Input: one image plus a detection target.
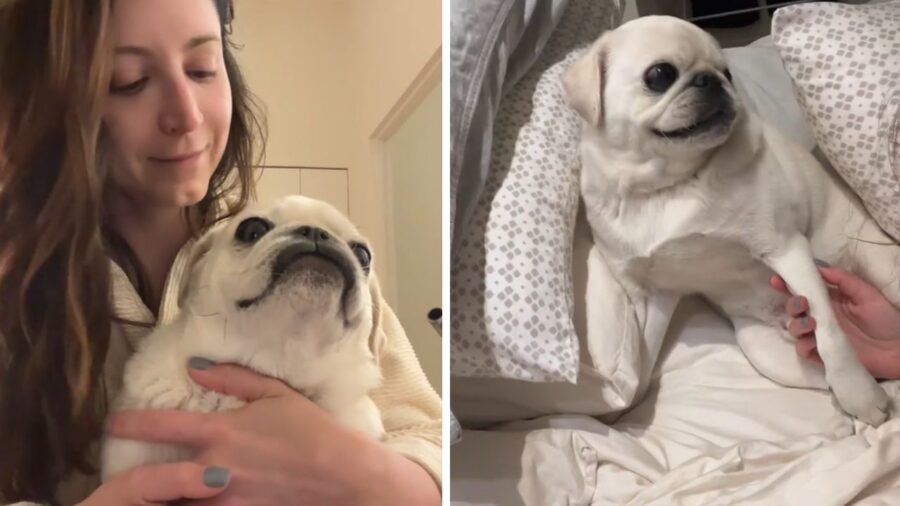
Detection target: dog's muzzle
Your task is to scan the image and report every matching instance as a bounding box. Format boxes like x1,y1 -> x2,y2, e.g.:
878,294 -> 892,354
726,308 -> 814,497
652,74 -> 736,139
236,226 -> 358,310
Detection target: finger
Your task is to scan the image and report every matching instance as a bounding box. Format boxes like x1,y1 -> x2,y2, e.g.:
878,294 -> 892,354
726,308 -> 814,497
770,275 -> 791,294
784,296 -> 809,318
107,409 -> 216,446
187,360 -> 293,403
787,315 -> 816,338
106,462 -> 230,503
817,266 -> 874,303
795,337 -> 824,366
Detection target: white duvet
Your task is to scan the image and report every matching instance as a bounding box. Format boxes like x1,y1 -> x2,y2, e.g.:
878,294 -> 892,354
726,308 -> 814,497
451,296 -> 900,505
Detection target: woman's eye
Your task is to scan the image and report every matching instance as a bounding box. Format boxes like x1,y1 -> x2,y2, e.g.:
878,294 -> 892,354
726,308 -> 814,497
110,77 -> 148,95
189,70 -> 217,81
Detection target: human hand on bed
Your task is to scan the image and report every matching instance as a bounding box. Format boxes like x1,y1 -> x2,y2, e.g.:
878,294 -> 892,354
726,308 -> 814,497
770,266 -> 900,380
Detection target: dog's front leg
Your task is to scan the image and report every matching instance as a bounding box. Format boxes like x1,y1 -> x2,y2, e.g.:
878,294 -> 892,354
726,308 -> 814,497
760,234 -> 889,426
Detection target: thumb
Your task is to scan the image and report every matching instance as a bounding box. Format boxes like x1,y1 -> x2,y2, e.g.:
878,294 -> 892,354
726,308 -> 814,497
187,358 -> 291,402
795,337 -> 824,366
770,274 -> 792,294
817,266 -> 875,304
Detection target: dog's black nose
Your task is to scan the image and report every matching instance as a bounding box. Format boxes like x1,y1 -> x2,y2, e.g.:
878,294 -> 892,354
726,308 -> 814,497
296,226 -> 330,242
691,72 -> 720,89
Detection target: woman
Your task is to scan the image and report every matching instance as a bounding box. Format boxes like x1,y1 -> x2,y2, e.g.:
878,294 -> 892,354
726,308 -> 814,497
0,1 -> 441,504
772,265 -> 900,380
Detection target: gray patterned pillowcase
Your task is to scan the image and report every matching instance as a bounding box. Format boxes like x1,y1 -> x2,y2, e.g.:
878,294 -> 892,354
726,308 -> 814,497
450,0 -> 621,383
772,1 -> 900,241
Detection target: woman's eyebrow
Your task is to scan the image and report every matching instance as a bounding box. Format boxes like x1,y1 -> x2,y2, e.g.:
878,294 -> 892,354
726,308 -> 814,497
114,34 -> 220,56
184,34 -> 220,50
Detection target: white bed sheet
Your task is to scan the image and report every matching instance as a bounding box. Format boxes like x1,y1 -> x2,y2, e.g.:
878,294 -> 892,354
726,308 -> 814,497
451,296 -> 900,505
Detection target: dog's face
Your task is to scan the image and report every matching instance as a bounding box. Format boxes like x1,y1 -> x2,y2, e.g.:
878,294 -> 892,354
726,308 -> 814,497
563,16 -> 740,154
181,195 -> 383,359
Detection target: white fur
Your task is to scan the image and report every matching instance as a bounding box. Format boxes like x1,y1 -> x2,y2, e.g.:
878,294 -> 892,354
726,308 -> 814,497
565,16 -> 900,426
101,196 -> 385,481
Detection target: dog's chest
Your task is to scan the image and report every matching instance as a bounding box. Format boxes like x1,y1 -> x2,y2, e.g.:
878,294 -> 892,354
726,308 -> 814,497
585,183 -> 772,295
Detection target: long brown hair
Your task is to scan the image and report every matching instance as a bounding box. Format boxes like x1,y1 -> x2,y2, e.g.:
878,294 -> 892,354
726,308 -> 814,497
0,0 -> 265,502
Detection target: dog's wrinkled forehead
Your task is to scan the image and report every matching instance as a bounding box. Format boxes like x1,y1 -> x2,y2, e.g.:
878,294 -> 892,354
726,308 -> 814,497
232,196 -> 364,243
610,16 -> 726,78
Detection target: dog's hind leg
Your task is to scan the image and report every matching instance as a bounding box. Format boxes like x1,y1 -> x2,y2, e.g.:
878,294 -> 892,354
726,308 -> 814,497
809,174 -> 900,308
833,220 -> 900,309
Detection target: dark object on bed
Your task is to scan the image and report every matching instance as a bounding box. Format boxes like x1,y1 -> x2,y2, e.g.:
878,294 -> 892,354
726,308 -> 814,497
691,0 -> 759,28
690,0 -> 846,28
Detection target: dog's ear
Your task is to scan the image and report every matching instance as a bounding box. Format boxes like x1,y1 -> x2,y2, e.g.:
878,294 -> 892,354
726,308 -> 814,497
562,36 -> 608,128
365,271 -> 387,364
177,227 -> 219,309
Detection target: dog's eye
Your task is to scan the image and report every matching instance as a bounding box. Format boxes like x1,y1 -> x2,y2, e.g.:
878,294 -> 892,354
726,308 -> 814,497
644,63 -> 679,93
235,217 -> 272,244
723,68 -> 733,83
350,243 -> 371,272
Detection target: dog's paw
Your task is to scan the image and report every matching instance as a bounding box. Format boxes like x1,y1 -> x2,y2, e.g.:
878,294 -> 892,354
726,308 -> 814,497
828,370 -> 890,427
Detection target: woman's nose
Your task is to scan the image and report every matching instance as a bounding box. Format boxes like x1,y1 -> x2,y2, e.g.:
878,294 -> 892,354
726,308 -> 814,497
158,77 -> 203,135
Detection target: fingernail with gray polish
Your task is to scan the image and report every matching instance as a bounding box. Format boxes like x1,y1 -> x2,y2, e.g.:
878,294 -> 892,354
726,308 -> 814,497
188,357 -> 216,370
204,466 -> 231,488
801,316 -> 810,329
814,258 -> 830,267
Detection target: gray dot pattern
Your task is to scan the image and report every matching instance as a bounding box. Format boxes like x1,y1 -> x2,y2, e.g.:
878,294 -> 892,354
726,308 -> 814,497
450,0 -> 619,382
773,2 -> 900,241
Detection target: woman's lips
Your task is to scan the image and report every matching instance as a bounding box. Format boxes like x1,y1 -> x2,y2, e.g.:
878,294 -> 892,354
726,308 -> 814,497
150,145 -> 207,164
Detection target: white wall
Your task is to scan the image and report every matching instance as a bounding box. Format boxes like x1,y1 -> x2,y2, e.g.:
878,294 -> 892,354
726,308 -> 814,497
231,0 -> 354,168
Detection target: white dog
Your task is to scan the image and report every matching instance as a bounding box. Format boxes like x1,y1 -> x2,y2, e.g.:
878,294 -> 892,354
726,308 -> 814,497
101,195 -> 386,481
563,16 -> 900,426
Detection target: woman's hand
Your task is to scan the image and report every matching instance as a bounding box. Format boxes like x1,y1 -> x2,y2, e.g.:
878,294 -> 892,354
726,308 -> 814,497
106,362 -> 440,506
771,265 -> 900,379
77,462 -> 231,505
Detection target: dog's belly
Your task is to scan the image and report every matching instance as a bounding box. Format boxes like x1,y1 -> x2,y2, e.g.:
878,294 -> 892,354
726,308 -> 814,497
102,376 -> 385,482
102,342 -> 386,482
625,234 -> 784,320
626,234 -> 759,292
100,375 -> 245,483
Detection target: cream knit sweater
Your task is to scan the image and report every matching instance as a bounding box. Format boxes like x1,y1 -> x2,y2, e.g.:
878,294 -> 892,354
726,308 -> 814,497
7,242 -> 442,505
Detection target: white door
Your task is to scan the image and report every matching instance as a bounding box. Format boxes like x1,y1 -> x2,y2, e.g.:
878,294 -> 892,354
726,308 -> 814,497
255,166 -> 349,216
383,83 -> 442,392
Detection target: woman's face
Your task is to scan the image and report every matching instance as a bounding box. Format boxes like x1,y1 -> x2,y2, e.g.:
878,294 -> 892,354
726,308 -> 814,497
104,0 -> 232,209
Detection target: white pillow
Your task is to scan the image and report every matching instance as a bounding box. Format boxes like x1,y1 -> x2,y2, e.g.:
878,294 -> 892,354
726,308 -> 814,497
450,0 -> 622,383
772,1 -> 900,240
450,0 -> 572,255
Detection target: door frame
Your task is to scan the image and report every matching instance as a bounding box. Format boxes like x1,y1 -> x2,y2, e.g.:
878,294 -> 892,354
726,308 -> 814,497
368,47 -> 441,306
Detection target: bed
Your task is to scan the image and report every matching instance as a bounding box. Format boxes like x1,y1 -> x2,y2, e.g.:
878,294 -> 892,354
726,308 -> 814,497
451,292 -> 900,505
449,1 -> 900,504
